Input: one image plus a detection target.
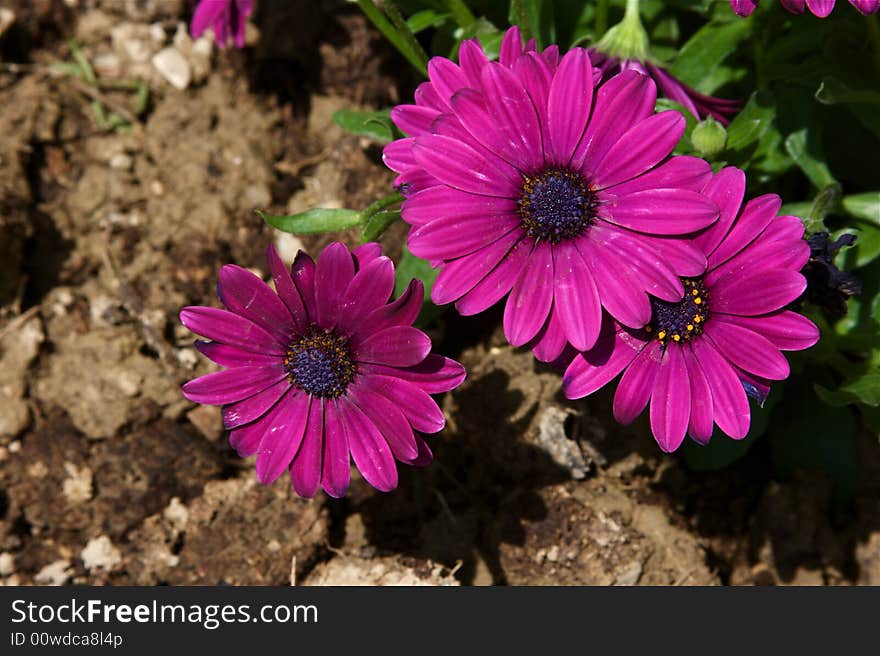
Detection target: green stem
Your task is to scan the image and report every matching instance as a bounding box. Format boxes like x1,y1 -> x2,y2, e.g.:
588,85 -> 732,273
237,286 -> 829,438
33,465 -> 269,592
362,191 -> 404,220
595,0 -> 609,39
355,0 -> 428,77
446,0 -> 476,29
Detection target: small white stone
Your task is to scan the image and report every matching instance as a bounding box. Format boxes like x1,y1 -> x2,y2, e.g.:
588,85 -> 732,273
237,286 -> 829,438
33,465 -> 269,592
62,463 -> 94,504
163,497 -> 189,532
92,52 -> 122,78
151,47 -> 191,90
35,560 -> 72,586
81,536 -> 122,572
149,22 -> 167,44
0,8 -> 14,39
8,441 -> 20,454
274,232 -> 305,265
0,552 -> 15,576
109,152 -> 133,170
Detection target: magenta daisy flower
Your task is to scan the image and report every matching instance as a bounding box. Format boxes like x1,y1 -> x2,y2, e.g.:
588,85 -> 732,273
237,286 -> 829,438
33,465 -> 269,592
383,27 -> 720,362
562,167 -> 820,451
190,0 -> 252,48
180,242 -> 465,498
731,0 -> 879,17
588,50 -> 741,125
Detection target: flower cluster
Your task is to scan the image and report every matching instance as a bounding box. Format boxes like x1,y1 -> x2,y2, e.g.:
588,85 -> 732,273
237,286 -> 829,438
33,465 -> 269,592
731,0 -> 879,17
384,27 -> 819,453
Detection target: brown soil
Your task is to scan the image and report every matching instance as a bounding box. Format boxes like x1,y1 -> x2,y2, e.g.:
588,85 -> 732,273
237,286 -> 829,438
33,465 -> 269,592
0,0 -> 878,587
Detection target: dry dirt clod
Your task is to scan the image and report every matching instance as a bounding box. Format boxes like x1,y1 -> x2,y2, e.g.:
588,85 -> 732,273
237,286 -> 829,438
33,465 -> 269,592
81,535 -> 122,572
304,555 -> 459,587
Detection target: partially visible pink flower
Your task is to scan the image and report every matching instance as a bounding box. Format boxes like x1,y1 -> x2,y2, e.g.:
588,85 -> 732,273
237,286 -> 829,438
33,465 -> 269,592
190,0 -> 253,48
384,27 -> 719,363
589,50 -> 742,125
562,167 -> 819,452
180,242 -> 465,498
731,0 -> 880,17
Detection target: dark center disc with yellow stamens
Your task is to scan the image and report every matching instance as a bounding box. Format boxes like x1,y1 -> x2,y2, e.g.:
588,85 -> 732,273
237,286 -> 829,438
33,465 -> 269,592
647,278 -> 709,345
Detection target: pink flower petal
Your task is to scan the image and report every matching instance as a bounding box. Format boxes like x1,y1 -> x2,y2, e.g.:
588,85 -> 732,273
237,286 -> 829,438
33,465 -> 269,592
553,243 -> 602,351
255,392 -> 310,485
577,239 -> 651,329
504,242 -> 554,345
408,212 -> 520,261
432,229 -> 523,304
365,374 -> 445,433
194,340 -> 280,367
613,339 -> 661,423
412,135 -> 519,197
499,26 -> 524,67
401,185 -> 517,227
705,319 -> 791,380
683,346 -> 714,444
693,166 -> 746,261
290,398 -> 324,498
315,242 -> 356,329
547,48 -> 594,165
359,279 -> 424,336
350,383 -> 418,461
182,365 -> 286,405
181,306 -> 286,355
591,111 -> 685,189
455,236 -> 532,316
291,251 -> 317,322
360,355 -> 466,394
335,256 -> 395,336
320,400 -> 350,498
604,188 -> 719,235
711,269 -> 806,316
572,70 -> 656,173
355,326 -> 432,367
218,264 -> 294,344
458,38 -> 489,87
707,194 -> 781,269
336,399 -> 397,496
222,378 -> 290,429
531,304 -> 568,363
691,338 -> 750,440
563,321 -> 644,399
266,245 -> 307,334
390,104 -> 441,136
720,311 -> 819,351
427,57 -> 469,108
649,345 -> 690,452
479,62 -> 544,170
605,155 -> 712,197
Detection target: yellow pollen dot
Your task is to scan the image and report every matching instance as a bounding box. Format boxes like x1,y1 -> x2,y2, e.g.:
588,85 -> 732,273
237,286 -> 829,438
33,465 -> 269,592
673,334 -> 681,342
692,289 -> 699,296
694,297 -> 702,305
694,315 -> 702,323
687,324 -> 694,331
657,330 -> 666,340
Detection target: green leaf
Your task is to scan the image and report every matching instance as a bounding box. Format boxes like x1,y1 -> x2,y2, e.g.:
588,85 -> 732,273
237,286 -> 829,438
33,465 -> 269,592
258,208 -> 361,234
361,210 -> 401,242
769,380 -> 857,504
816,373 -> 880,408
785,128 -> 836,189
803,183 -> 841,233
815,77 -> 880,106
394,247 -> 442,326
725,91 -> 775,152
668,19 -> 751,91
332,108 -> 396,143
842,192 -> 880,226
845,221 -> 880,268
508,0 -> 555,48
407,9 -> 449,33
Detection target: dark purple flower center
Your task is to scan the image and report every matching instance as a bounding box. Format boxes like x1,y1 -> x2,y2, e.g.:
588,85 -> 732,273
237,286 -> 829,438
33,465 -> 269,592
648,278 -> 709,345
285,327 -> 356,398
518,168 -> 597,243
